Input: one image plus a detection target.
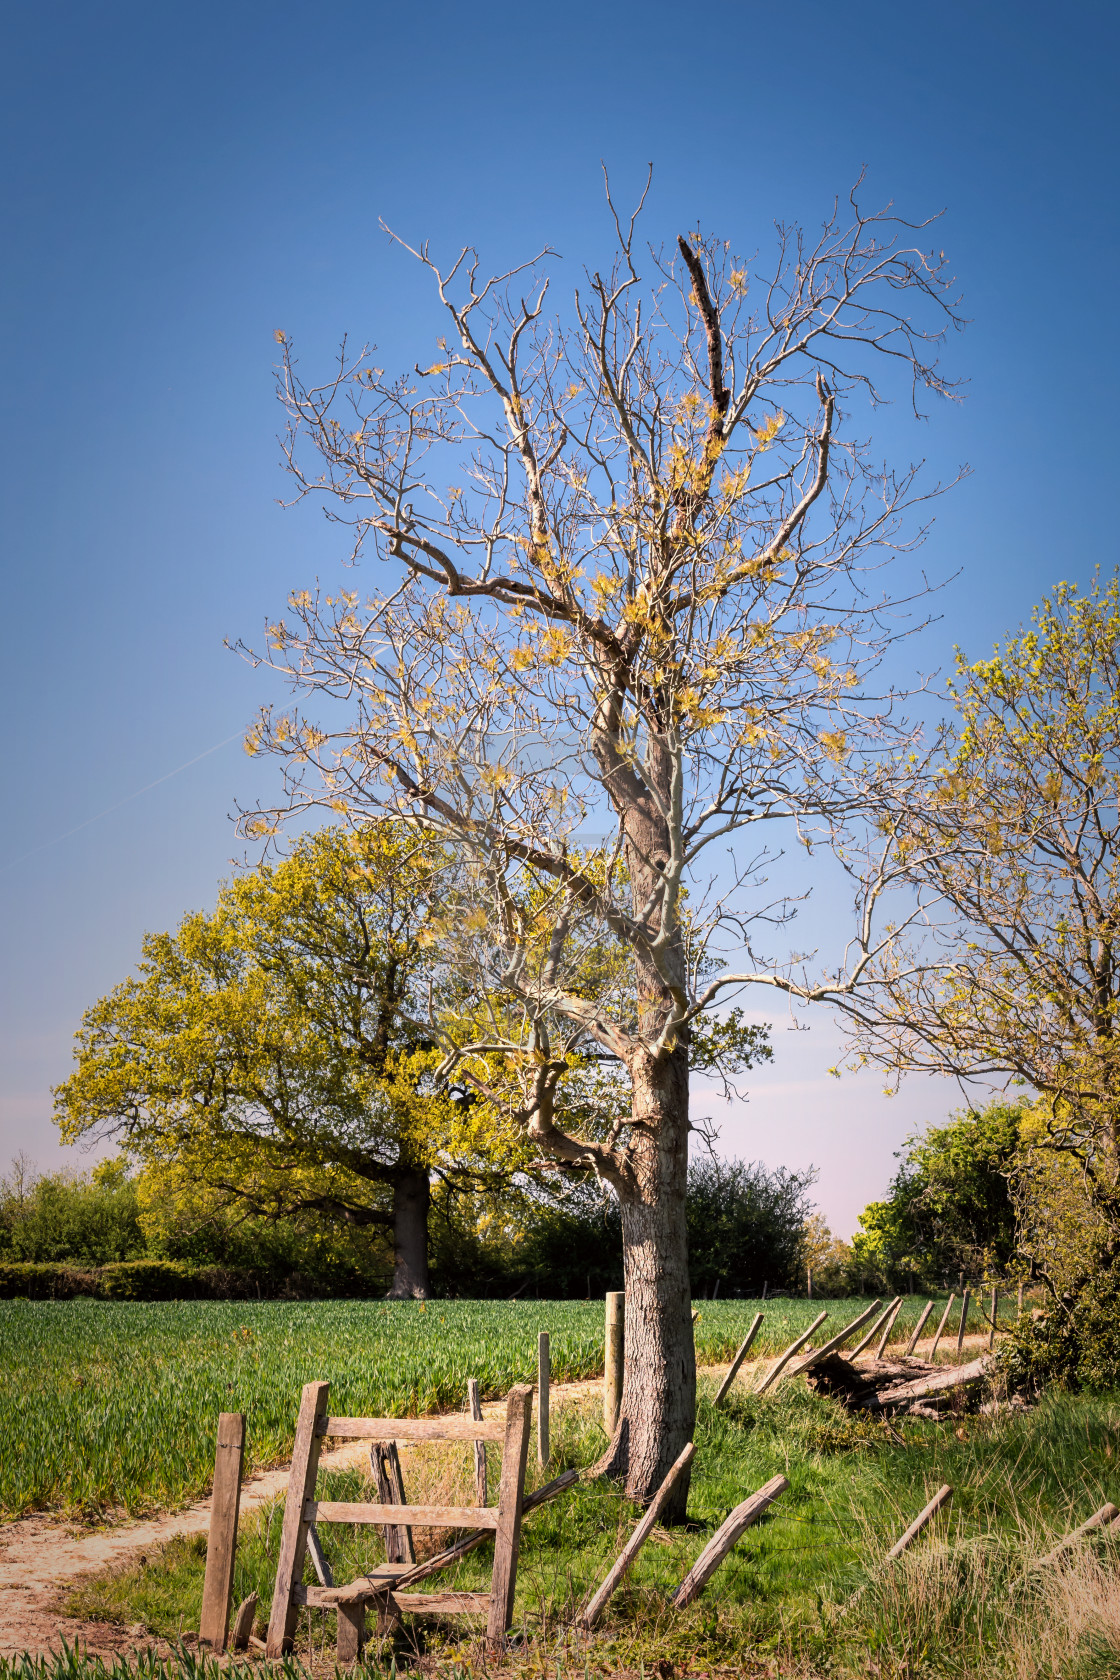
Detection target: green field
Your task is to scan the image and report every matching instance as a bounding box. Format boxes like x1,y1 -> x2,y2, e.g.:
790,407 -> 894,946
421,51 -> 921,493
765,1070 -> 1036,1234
0,1296 -> 959,1521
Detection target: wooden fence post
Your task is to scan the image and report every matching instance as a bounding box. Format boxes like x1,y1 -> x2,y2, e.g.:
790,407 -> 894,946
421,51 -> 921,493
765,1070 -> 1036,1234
787,1301 -> 883,1379
754,1311 -> 827,1395
579,1442 -> 695,1628
199,1411 -> 245,1653
371,1441 -> 414,1564
874,1298 -> 904,1360
887,1485 -> 952,1559
265,1379 -> 330,1658
903,1301 -> 935,1358
487,1383 -> 534,1645
713,1313 -> 764,1407
604,1292 -> 624,1435
670,1475 -> 789,1608
956,1289 -> 971,1356
1038,1503 -> 1120,1566
468,1377 -> 487,1505
988,1286 -> 998,1350
538,1331 -> 550,1468
928,1294 -> 955,1362
850,1297 -> 901,1360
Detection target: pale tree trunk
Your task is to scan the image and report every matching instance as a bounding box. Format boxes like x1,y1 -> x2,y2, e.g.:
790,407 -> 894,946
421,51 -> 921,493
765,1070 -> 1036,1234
598,1043 -> 695,1517
387,1167 -> 431,1299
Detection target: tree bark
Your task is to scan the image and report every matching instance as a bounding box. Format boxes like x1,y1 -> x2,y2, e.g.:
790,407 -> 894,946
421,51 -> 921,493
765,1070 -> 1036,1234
386,1167 -> 430,1299
597,1043 -> 695,1518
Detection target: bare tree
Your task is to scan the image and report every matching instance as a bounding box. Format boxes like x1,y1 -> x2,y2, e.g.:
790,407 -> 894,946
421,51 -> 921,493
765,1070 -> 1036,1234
238,177 -> 962,1510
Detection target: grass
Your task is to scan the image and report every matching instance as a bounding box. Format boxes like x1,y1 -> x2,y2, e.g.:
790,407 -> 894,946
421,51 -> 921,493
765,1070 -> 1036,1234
0,1294 -> 964,1521
63,1363 -> 1120,1678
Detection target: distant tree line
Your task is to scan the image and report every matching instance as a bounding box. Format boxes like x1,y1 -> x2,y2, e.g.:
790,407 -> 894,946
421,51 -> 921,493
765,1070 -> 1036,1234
0,1151 -> 819,1300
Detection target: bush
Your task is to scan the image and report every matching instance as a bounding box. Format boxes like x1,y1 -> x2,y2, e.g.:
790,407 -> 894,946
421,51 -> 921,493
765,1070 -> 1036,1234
1001,1258 -> 1120,1392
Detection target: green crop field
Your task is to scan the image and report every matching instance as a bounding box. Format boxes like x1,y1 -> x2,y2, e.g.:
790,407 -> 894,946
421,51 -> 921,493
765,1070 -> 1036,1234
0,1295 -> 960,1522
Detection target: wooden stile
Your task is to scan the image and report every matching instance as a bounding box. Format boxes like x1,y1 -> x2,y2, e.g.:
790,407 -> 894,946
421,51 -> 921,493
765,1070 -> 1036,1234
754,1312 -> 827,1395
670,1475 -> 789,1607
887,1485 -> 952,1558
904,1301 -> 935,1359
580,1442 -> 695,1628
928,1294 -> 956,1362
713,1314 -> 764,1407
199,1412 -> 245,1653
468,1378 -> 487,1505
268,1378 -> 536,1663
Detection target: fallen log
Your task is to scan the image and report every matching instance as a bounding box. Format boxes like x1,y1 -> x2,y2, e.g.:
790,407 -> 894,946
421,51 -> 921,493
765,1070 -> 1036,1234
859,1354 -> 993,1412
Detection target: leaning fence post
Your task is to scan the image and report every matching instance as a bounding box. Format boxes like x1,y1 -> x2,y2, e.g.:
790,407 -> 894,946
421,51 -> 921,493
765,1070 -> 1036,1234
713,1313 -> 764,1407
887,1484 -> 952,1559
850,1297 -> 901,1359
604,1292 -> 624,1435
904,1301 -> 935,1358
670,1474 -> 789,1607
928,1294 -> 956,1362
579,1442 -> 696,1628
874,1298 -> 904,1360
988,1286 -> 998,1350
199,1411 -> 245,1652
538,1330 -> 551,1468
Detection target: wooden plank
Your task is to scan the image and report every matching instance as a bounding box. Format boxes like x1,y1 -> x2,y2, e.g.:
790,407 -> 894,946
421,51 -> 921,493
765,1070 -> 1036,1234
874,1298 -> 904,1360
670,1475 -> 789,1608
538,1331 -> 550,1468
754,1312 -> 827,1394
306,1522 -> 333,1587
788,1301 -> 883,1377
199,1411 -> 245,1653
294,1566 -> 413,1607
578,1442 -> 695,1629
928,1293 -> 956,1361
320,1414 -> 505,1442
390,1591 -> 491,1615
306,1500 -> 499,1528
229,1593 -> 257,1652
886,1484 -> 952,1558
956,1288 -> 971,1355
903,1301 -> 935,1359
487,1382 -> 533,1644
1038,1502 -> 1120,1566
604,1293 -> 624,1434
371,1441 -> 414,1564
713,1314 -> 764,1407
336,1599 -> 364,1666
266,1380 -> 329,1658
851,1297 -> 902,1359
468,1379 -> 487,1506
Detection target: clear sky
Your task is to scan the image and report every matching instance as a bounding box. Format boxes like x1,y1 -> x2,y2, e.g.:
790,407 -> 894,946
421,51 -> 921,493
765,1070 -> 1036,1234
2,0 -> 1117,1238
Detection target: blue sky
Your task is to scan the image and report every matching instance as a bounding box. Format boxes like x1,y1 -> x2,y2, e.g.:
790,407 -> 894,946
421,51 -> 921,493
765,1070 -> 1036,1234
2,0 -> 1117,1236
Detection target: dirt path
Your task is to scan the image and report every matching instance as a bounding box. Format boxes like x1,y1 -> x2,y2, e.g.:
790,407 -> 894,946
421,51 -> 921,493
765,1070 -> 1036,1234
0,1337 -> 995,1659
